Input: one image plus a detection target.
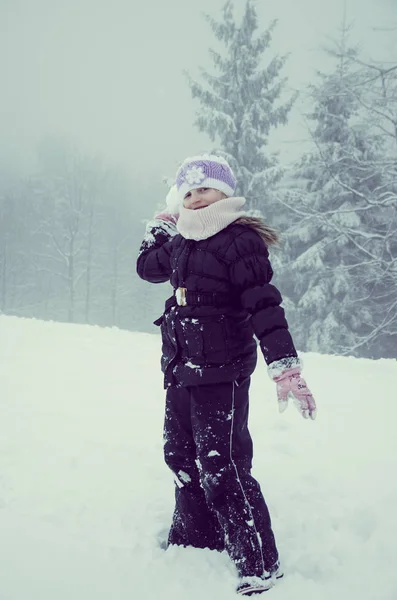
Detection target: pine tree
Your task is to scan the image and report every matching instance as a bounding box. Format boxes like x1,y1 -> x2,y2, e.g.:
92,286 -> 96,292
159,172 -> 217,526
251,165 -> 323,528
279,23 -> 396,358
187,0 -> 296,213
343,58 -> 397,357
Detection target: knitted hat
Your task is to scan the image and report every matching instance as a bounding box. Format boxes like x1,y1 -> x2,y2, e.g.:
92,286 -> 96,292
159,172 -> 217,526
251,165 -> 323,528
175,154 -> 237,201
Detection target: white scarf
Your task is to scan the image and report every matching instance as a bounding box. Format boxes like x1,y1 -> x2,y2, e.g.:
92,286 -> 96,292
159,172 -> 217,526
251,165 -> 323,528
176,197 -> 246,241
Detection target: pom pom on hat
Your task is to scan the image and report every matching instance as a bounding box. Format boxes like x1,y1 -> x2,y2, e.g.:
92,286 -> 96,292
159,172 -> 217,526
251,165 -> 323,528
165,184 -> 180,214
175,154 -> 237,201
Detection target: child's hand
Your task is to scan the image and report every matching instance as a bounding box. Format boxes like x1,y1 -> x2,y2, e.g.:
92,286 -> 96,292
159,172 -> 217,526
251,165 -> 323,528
273,368 -> 317,420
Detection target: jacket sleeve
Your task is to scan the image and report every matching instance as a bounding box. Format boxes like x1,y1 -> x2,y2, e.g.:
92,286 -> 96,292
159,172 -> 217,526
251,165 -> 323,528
227,229 -> 297,366
136,219 -> 175,283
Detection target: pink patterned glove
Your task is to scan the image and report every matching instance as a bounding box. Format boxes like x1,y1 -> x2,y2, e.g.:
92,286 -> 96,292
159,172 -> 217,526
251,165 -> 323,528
273,367 -> 317,420
154,212 -> 179,226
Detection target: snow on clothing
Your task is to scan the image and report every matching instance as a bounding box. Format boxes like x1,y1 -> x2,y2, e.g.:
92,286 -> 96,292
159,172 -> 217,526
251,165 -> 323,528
136,214 -> 298,390
163,378 -> 279,578
137,204 -> 297,580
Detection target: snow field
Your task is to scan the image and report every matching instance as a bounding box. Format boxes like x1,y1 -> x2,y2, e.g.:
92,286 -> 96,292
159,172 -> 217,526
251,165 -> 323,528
0,315 -> 396,599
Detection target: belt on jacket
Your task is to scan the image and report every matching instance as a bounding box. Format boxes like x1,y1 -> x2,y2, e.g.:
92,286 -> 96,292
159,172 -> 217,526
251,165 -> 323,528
166,288 -> 233,309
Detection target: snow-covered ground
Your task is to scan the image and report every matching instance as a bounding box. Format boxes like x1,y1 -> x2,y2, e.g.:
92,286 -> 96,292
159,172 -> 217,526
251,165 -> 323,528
0,315 -> 396,600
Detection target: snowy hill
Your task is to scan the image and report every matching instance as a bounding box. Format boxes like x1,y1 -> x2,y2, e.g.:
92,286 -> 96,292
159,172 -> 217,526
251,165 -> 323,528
0,315 -> 396,600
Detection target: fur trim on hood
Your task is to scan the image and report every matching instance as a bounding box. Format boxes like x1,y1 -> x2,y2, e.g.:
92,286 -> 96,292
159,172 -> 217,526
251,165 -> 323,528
234,216 -> 279,246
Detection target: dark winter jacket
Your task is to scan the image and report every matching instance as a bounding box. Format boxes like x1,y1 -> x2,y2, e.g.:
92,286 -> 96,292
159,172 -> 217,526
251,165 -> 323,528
136,220 -> 297,388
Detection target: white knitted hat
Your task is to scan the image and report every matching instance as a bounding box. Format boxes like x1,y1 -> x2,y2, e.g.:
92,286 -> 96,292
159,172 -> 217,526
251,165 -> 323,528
175,154 -> 237,201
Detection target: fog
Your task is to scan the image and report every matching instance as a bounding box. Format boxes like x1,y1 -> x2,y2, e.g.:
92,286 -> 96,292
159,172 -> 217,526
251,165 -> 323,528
1,0 -> 396,183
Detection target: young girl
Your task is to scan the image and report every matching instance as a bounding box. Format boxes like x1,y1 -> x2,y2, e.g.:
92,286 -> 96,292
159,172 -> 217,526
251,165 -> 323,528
136,154 -> 316,596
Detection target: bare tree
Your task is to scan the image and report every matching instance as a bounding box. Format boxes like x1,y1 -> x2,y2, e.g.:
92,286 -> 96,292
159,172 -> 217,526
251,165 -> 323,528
34,142 -> 102,322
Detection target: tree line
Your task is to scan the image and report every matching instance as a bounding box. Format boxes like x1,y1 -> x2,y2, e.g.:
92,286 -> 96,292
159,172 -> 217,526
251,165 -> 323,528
1,0 -> 396,359
188,0 -> 396,359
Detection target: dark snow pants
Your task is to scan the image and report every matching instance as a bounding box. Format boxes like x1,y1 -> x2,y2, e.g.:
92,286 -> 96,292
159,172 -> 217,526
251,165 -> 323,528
163,378 -> 279,578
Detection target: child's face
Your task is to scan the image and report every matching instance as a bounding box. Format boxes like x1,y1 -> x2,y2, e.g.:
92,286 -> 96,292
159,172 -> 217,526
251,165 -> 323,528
183,187 -> 227,210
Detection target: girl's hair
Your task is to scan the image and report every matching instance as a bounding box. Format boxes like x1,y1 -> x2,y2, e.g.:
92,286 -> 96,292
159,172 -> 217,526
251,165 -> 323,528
234,216 -> 279,246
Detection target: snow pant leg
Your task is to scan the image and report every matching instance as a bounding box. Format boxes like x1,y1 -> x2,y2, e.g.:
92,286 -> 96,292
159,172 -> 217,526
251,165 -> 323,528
163,385 -> 224,551
190,378 -> 279,577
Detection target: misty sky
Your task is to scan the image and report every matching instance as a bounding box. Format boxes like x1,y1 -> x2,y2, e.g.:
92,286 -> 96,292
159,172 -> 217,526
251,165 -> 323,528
1,0 -> 396,185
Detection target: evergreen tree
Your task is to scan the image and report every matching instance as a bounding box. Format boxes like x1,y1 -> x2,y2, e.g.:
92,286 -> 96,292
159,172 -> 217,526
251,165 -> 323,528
279,24 -> 396,358
343,58 -> 397,357
187,0 -> 296,213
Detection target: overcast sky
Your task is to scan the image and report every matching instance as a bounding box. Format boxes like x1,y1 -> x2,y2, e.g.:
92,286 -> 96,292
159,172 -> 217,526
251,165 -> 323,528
1,0 -> 396,184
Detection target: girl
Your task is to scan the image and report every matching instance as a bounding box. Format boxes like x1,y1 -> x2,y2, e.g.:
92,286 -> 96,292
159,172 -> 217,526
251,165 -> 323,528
136,154 -> 316,596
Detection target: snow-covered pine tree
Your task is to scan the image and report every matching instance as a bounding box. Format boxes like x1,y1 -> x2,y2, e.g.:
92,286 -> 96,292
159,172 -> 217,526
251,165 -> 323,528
278,23 -> 390,357
187,0 -> 296,213
343,58 -> 397,358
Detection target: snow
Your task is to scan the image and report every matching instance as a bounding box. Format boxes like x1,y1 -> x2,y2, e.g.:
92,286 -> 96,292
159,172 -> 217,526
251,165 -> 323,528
1,314 -> 397,599
208,451 -> 221,458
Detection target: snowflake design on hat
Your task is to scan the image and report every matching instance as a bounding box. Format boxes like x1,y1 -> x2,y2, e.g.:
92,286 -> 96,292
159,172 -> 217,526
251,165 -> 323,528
184,166 -> 207,185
